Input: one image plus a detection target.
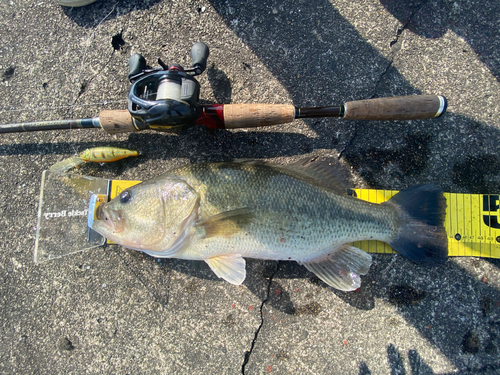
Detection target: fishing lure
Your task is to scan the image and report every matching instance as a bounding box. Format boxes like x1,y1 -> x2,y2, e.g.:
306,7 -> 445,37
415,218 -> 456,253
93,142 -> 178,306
50,147 -> 139,172
79,147 -> 139,163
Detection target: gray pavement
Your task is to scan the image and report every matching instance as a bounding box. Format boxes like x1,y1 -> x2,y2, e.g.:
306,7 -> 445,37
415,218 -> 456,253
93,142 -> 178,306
1,0 -> 500,373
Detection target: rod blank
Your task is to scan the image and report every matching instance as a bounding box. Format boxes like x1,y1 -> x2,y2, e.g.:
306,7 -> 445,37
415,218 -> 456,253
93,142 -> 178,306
0,118 -> 100,133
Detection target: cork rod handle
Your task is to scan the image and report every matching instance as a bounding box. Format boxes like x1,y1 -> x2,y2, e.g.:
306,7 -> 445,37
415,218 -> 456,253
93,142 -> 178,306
223,104 -> 296,129
343,95 -> 446,121
98,110 -> 137,134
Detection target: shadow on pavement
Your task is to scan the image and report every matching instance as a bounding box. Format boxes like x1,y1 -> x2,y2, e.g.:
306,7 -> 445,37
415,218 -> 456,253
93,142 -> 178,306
379,0 -> 500,82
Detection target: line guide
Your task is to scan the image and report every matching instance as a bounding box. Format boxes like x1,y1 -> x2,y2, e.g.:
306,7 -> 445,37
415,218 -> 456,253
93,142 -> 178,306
109,181 -> 500,258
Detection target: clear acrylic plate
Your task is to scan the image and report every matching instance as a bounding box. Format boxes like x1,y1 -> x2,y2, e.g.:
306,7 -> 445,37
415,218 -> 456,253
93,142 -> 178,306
34,170 -> 110,263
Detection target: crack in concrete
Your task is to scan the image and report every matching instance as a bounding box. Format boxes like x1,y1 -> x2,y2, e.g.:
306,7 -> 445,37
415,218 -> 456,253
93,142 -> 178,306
372,1 -> 428,98
241,262 -> 280,375
338,123 -> 358,160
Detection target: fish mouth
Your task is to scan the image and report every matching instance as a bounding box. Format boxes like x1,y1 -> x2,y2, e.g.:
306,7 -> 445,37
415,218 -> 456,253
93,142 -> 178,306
94,204 -> 125,234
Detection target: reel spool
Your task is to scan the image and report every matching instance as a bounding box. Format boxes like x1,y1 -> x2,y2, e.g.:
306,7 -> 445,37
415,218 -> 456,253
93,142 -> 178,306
127,42 -> 209,133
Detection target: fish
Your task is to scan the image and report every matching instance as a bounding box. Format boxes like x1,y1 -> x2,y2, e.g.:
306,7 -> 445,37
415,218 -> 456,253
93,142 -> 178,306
92,159 -> 448,291
50,147 -> 139,172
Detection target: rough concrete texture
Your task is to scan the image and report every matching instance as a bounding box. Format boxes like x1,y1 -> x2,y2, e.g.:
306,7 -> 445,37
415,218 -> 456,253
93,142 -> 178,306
1,0 -> 500,373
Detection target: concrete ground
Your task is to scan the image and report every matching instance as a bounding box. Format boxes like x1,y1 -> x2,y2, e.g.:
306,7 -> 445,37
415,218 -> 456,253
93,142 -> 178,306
1,0 -> 500,373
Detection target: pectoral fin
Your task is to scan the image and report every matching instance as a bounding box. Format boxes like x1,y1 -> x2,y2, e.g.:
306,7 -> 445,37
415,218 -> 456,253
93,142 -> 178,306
197,208 -> 254,238
299,245 -> 372,291
205,254 -> 246,285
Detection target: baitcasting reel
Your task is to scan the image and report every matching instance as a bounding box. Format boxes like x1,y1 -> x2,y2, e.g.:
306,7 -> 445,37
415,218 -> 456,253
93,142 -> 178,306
127,42 -> 209,133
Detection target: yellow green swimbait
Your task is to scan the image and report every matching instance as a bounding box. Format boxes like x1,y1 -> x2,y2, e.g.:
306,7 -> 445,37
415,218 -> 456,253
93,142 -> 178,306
50,147 -> 138,172
79,147 -> 139,163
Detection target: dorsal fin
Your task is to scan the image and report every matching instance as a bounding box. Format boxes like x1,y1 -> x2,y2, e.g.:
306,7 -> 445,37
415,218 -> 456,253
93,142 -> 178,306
231,157 -> 353,194
279,157 -> 352,194
231,159 -> 266,165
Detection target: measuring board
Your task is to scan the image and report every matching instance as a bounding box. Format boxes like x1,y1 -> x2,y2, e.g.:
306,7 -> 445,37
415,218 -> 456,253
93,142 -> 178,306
108,180 -> 500,258
351,189 -> 500,258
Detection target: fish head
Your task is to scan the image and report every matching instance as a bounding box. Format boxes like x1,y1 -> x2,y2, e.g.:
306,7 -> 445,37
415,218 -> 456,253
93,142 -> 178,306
92,177 -> 199,251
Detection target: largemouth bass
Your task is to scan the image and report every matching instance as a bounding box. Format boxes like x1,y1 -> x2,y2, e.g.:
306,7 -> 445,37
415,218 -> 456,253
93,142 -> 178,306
92,159 -> 448,291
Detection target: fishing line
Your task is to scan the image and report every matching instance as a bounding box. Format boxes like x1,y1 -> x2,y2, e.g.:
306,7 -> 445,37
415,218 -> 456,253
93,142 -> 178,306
69,2 -> 118,155
74,1 -> 118,103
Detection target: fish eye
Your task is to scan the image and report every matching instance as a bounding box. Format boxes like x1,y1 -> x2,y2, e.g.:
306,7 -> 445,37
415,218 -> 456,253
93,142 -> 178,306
120,190 -> 132,204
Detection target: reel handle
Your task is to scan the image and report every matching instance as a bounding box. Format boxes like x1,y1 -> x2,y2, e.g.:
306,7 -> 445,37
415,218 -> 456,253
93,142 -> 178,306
128,53 -> 146,80
191,42 -> 209,74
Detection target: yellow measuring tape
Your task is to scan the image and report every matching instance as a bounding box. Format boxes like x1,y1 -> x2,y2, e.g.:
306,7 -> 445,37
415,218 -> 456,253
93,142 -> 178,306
351,189 -> 500,258
108,181 -> 500,258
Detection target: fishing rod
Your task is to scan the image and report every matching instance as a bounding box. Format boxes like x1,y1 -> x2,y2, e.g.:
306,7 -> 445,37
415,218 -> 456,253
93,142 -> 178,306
0,43 -> 446,135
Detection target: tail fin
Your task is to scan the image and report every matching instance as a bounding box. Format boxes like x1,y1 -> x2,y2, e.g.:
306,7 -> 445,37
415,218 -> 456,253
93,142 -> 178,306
386,184 -> 448,264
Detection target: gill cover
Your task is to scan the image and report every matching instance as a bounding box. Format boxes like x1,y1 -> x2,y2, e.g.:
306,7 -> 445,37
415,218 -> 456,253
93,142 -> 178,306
93,177 -> 199,253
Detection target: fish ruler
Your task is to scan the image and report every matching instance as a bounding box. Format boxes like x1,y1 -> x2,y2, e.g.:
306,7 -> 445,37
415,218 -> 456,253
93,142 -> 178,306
351,189 -> 500,258
108,180 -> 500,258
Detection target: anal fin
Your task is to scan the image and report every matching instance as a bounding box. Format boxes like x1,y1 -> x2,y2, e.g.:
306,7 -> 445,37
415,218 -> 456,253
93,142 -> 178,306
205,254 -> 246,285
299,245 -> 372,291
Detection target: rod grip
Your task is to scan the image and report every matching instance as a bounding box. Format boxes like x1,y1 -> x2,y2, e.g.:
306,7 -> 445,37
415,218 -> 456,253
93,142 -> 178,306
343,95 -> 446,121
99,110 -> 137,134
223,104 -> 296,129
